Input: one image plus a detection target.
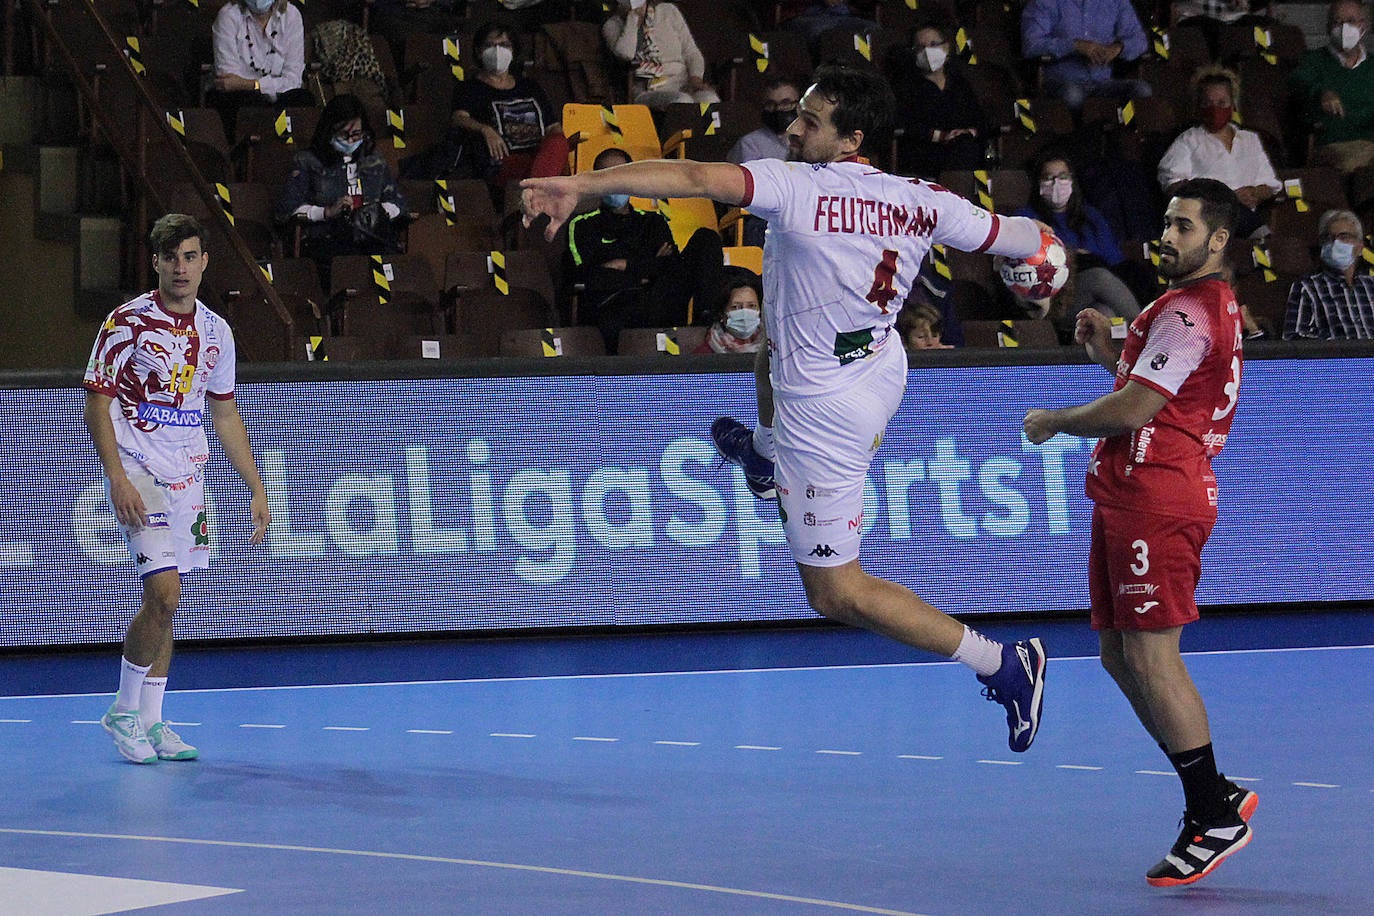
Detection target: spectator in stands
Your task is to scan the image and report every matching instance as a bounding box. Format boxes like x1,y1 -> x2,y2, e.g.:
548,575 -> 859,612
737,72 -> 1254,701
208,0 -> 311,136
1014,150 -> 1142,336
603,0 -> 720,110
1284,208 -> 1374,338
278,94 -> 407,289
888,22 -> 990,178
898,301 -> 954,350
1158,66 -> 1281,239
1291,0 -> 1374,173
696,272 -> 765,354
1172,0 -> 1275,58
779,1 -> 879,51
728,75 -> 801,164
1021,0 -> 1151,110
567,147 -> 724,352
728,75 -> 801,246
450,22 -> 568,193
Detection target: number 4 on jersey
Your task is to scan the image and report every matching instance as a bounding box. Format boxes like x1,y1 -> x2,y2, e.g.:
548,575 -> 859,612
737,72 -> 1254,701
866,249 -> 900,313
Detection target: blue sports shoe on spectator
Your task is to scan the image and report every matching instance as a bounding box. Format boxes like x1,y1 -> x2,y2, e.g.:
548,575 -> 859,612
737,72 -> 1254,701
977,638 -> 1047,752
710,416 -> 776,500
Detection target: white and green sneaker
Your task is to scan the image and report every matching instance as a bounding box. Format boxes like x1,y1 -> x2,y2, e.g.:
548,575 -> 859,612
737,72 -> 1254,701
147,722 -> 199,761
101,705 -> 157,764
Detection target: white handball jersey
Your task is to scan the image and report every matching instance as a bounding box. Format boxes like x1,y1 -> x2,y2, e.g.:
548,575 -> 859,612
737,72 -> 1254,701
740,157 -> 1012,398
83,291 -> 238,483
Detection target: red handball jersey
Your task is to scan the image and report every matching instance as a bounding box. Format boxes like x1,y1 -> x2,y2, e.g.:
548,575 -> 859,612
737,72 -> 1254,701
1085,276 -> 1243,521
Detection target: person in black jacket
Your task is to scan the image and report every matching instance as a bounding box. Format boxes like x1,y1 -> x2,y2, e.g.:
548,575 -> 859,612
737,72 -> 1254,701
565,147 -> 723,352
888,21 -> 990,179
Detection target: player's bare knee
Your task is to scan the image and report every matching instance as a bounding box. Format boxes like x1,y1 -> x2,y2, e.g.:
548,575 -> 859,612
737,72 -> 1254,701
142,575 -> 181,621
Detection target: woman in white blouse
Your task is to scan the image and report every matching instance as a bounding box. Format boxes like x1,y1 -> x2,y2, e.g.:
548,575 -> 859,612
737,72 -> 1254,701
1157,66 -> 1281,238
603,0 -> 719,110
209,0 -> 312,134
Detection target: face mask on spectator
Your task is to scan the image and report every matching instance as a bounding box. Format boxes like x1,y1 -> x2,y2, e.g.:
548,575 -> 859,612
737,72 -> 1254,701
331,136 -> 362,155
1322,238 -> 1357,270
725,308 -> 761,338
246,0 -> 275,14
1199,104 -> 1233,131
916,46 -> 947,73
762,107 -> 796,133
1039,178 -> 1072,210
602,193 -> 630,209
480,45 -> 514,73
1331,22 -> 1363,51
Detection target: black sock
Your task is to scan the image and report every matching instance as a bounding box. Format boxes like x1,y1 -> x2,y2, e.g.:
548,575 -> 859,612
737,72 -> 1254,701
1167,743 -> 1232,823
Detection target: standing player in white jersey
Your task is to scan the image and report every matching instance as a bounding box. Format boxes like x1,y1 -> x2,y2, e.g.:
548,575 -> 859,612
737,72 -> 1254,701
1024,178 -> 1255,886
524,66 -> 1051,752
83,213 -> 270,764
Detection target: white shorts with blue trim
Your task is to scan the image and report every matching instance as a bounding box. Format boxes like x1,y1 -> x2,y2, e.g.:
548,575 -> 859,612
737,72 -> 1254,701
112,466 -> 209,578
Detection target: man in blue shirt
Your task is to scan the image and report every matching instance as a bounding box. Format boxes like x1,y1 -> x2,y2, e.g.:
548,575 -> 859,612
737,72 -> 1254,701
1022,0 -> 1152,109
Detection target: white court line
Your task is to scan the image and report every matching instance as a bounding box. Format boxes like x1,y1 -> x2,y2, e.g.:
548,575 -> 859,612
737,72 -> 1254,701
0,719 -> 31,723
490,733 -> 536,739
238,724 -> 285,729
9,644 -> 1370,700
977,760 -> 1022,766
1136,770 -> 1174,776
406,730 -> 453,735
735,745 -> 781,751
71,720 -> 100,725
1056,765 -> 1103,771
573,736 -> 619,742
323,726 -> 369,731
1293,782 -> 1339,788
0,828 -> 926,916
816,750 -> 862,756
654,741 -> 700,746
898,755 -> 943,761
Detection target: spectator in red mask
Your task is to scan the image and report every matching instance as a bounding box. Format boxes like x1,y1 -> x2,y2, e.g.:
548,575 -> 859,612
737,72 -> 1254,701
1158,66 -> 1280,238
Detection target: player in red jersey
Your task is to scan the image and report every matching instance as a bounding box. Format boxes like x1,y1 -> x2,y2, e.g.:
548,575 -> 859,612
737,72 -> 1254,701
1024,178 -> 1256,887
83,214 -> 270,764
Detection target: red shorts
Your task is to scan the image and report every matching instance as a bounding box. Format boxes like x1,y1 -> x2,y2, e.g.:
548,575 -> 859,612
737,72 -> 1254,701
1088,503 -> 1214,631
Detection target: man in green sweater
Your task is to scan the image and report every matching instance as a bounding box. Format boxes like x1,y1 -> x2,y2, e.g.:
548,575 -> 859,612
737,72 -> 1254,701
1293,0 -> 1374,172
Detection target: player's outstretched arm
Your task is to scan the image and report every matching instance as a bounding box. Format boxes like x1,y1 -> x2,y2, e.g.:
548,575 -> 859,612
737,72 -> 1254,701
208,396 -> 270,545
1024,381 -> 1167,444
522,160 -> 748,241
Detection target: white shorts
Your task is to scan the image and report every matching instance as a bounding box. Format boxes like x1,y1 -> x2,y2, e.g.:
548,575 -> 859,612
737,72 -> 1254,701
774,345 -> 907,567
112,466 -> 209,578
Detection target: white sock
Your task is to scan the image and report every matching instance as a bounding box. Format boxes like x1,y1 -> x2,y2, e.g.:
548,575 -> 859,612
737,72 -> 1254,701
951,626 -> 1004,677
753,424 -> 776,461
140,677 -> 168,727
115,657 -> 151,712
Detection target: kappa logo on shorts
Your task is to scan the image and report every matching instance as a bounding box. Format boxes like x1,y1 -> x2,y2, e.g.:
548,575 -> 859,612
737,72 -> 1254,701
808,544 -> 837,558
135,553 -> 151,565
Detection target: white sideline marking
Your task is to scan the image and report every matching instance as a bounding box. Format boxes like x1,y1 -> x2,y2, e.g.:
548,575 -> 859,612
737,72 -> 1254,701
1293,781 -> 1339,789
736,745 -> 781,751
816,750 -> 861,756
573,736 -> 619,742
654,741 -> 700,746
238,724 -> 285,729
490,733 -> 536,738
1136,770 -> 1174,776
0,718 -> 31,723
323,726 -> 369,731
977,760 -> 1022,766
1056,765 -> 1103,771
898,755 -> 943,761
0,830 -> 925,916
0,865 -> 240,915
407,729 -> 453,735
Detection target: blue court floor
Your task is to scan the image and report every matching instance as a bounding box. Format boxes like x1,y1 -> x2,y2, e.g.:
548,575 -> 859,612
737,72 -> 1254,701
1,617 -> 1371,914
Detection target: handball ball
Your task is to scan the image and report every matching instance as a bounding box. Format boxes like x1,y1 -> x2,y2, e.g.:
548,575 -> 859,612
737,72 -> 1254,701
999,231 -> 1069,301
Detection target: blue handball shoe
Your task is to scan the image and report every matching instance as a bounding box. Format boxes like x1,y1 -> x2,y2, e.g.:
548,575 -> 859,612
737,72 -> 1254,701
710,417 -> 776,500
977,638 -> 1047,752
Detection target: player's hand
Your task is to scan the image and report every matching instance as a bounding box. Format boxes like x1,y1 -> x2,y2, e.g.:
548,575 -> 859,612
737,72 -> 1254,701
521,176 -> 585,240
1023,409 -> 1059,445
108,475 -> 147,530
248,491 -> 271,546
1075,307 -> 1112,345
1321,90 -> 1345,118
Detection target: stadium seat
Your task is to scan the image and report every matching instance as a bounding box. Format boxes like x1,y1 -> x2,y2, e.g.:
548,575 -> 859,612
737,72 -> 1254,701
617,326 -> 710,355
962,318 -> 1060,347
498,325 -> 608,357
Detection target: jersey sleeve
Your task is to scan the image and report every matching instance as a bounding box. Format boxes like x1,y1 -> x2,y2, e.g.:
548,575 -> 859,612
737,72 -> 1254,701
926,183 -> 1035,255
82,310 -> 135,397
206,318 -> 238,399
738,158 -> 794,223
1130,297 -> 1212,397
